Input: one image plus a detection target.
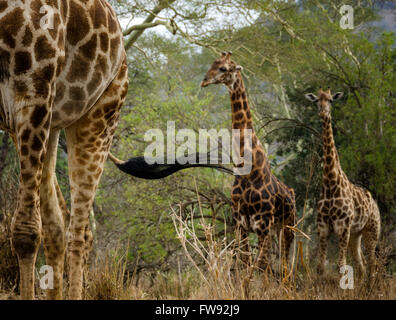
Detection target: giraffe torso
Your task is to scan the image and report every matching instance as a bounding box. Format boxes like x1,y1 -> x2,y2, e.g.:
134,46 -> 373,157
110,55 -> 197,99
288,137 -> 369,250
226,74 -> 295,235
231,152 -> 296,235
318,112 -> 380,237
0,0 -> 125,132
318,167 -> 379,235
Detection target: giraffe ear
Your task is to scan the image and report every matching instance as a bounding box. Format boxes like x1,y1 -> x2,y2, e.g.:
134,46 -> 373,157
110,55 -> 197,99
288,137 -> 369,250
235,65 -> 243,71
332,92 -> 343,101
304,93 -> 318,102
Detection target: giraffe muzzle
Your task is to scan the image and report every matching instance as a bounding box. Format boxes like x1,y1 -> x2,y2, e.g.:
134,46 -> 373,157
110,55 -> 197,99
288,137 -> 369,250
200,78 -> 210,87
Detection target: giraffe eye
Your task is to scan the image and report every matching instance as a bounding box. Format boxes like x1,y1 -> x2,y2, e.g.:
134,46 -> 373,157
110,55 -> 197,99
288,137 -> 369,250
219,67 -> 227,72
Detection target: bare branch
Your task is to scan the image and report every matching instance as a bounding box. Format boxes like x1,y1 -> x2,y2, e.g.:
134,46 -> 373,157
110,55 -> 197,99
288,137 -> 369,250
124,0 -> 177,50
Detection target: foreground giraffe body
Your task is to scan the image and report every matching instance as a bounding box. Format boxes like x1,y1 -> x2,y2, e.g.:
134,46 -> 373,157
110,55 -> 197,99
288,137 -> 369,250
201,52 -> 296,270
305,88 -> 381,280
0,0 -> 128,299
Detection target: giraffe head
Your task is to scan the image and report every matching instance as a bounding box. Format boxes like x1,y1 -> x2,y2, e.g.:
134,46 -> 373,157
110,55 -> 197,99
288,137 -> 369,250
305,88 -> 343,116
200,51 -> 243,89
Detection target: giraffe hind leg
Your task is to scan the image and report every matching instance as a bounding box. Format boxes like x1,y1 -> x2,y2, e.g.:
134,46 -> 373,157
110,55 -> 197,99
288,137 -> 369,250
39,130 -> 66,300
362,220 -> 380,286
65,61 -> 128,300
349,233 -> 366,282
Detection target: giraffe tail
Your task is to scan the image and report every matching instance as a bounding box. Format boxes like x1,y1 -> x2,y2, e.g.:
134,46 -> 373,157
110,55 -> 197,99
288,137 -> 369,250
107,152 -> 234,179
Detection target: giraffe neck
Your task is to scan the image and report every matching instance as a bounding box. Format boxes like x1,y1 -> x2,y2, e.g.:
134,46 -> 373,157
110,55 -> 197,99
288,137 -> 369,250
321,113 -> 341,178
228,74 -> 269,173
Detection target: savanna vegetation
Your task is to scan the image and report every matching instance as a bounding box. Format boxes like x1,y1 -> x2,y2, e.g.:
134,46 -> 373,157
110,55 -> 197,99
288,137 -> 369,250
0,0 -> 395,299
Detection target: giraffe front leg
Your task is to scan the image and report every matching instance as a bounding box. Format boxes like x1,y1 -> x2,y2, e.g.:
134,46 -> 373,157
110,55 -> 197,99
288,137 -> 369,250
256,216 -> 273,273
11,104 -> 52,299
317,215 -> 330,276
335,220 -> 351,271
235,224 -> 250,266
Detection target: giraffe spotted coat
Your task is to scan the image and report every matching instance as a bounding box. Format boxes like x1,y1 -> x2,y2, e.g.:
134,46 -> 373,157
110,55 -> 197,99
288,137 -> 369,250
305,88 -> 381,280
0,0 -> 128,299
201,52 -> 296,270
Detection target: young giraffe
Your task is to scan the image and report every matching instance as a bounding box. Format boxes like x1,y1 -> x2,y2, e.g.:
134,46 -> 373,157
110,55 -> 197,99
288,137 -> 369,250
201,52 -> 296,271
0,0 -> 128,299
305,88 -> 381,280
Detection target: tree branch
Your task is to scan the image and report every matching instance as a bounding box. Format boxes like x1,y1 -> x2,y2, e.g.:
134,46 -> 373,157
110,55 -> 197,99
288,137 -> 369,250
124,0 -> 177,51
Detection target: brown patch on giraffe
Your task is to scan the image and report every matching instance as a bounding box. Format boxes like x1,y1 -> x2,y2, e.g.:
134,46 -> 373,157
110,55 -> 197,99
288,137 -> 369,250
55,82 -> 66,103
77,158 -> 87,166
14,80 -> 28,95
62,101 -> 84,116
20,145 -> 29,156
22,26 -> 33,47
0,1 -> 7,13
89,0 -> 107,29
34,36 -> 56,61
31,135 -> 43,151
92,120 -> 105,133
234,112 -> 243,121
107,8 -> 119,33
109,36 -> 120,62
80,34 -> 98,60
70,86 -> 86,101
14,51 -> 32,75
0,7 -> 24,48
21,128 -> 31,143
232,102 -> 242,112
66,1 -> 90,46
67,54 -> 90,83
87,71 -> 102,95
32,65 -> 55,98
96,54 -> 108,75
99,32 -> 109,52
30,105 -> 48,128
92,108 -> 103,119
30,155 -> 39,168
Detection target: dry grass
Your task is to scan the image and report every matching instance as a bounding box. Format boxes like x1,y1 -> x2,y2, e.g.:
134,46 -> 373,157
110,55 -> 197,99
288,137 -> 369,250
0,189 -> 394,300
0,211 -> 19,293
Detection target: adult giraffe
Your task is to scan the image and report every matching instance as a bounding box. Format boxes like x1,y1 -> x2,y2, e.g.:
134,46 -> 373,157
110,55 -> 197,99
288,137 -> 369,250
305,88 -> 381,281
0,0 -> 128,299
200,52 -> 296,272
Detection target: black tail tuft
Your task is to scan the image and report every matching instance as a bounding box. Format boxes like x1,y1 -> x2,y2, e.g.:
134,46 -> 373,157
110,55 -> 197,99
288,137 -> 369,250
109,152 -> 233,179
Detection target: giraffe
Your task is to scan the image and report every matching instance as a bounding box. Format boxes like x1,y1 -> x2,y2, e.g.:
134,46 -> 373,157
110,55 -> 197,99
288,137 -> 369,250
200,52 -> 296,272
305,88 -> 381,281
0,0 -> 128,299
